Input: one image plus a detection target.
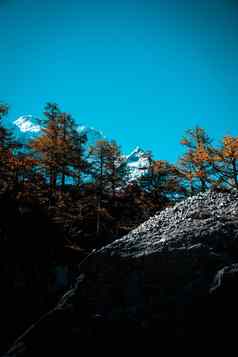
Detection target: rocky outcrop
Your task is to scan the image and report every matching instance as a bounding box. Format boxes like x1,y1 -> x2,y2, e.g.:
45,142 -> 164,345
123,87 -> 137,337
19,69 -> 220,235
0,195 -> 83,355
4,190 -> 238,355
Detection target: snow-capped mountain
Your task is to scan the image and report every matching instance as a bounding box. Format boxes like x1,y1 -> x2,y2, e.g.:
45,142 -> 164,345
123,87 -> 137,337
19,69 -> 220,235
14,115 -> 41,133
12,115 -> 150,181
13,115 -> 106,148
124,146 -> 150,181
13,115 -> 41,143
77,125 -> 106,149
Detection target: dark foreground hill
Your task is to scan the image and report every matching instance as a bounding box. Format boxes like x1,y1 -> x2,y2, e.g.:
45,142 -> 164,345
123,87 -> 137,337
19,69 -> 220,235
4,190 -> 238,355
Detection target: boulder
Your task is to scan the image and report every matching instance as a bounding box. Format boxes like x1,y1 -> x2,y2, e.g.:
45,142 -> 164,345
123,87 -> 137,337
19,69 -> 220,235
4,190 -> 238,355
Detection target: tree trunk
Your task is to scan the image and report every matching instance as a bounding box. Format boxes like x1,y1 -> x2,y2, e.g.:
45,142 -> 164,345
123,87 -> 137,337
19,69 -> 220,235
96,196 -> 101,236
96,151 -> 104,235
232,158 -> 238,190
61,169 -> 65,189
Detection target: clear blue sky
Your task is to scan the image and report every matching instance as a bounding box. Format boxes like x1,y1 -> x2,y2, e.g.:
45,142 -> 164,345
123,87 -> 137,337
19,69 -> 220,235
1,0 -> 238,162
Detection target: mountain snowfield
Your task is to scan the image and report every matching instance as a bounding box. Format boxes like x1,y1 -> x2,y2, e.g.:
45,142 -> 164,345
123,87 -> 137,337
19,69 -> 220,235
13,115 -> 150,181
124,146 -> 150,180
14,116 -> 41,133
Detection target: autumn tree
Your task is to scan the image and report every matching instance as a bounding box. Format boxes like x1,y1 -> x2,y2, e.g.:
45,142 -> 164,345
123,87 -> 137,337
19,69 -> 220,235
0,103 -> 10,155
29,103 -> 61,195
90,140 -> 127,194
103,140 -> 128,199
0,103 -> 10,186
30,103 -> 87,199
89,139 -> 128,234
0,103 -> 9,121
117,181 -> 153,231
0,103 -> 22,190
211,135 -> 238,190
177,126 -> 215,194
54,112 -> 88,188
140,151 -> 185,206
70,129 -> 88,186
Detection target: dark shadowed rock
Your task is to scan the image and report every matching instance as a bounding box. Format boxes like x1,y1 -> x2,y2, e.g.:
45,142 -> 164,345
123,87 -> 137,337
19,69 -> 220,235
3,190 -> 238,355
0,194 -> 82,355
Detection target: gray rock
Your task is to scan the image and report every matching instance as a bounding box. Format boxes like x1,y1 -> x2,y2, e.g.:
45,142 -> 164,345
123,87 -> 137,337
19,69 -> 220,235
4,189 -> 238,355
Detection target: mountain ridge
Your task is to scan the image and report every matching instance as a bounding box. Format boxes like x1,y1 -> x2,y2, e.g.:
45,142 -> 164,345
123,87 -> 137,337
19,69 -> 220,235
12,115 -> 150,182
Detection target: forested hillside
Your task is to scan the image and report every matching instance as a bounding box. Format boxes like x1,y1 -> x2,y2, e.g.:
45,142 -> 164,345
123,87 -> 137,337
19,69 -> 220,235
1,102 -> 237,249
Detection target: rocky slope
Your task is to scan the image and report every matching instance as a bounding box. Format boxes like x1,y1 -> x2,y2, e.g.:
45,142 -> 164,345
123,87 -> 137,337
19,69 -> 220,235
4,190 -> 238,355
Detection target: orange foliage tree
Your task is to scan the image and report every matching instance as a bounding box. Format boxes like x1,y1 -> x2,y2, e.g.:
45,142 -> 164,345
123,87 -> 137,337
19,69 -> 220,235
140,151 -> 186,203
89,139 -> 128,234
30,103 -> 87,199
211,135 -> 238,190
177,126 -> 217,194
0,103 -> 21,189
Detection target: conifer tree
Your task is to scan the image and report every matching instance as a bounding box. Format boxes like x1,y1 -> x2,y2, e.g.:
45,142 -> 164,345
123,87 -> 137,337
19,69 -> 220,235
0,103 -> 20,189
30,103 -> 87,199
89,139 -> 127,234
70,129 -> 88,186
140,152 -> 184,204
177,126 -> 215,194
0,103 -> 11,154
211,135 -> 238,190
104,140 -> 128,199
30,103 -> 61,195
0,103 -> 10,185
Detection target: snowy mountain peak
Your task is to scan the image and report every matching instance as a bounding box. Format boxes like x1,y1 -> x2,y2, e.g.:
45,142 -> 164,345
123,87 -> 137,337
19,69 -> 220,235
77,125 -> 105,148
134,145 -> 143,153
126,146 -> 146,161
14,115 -> 41,133
11,116 -> 150,182
125,146 -> 150,181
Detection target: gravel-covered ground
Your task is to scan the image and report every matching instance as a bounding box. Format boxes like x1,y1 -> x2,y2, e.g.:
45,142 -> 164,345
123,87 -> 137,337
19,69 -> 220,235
100,190 -> 238,256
